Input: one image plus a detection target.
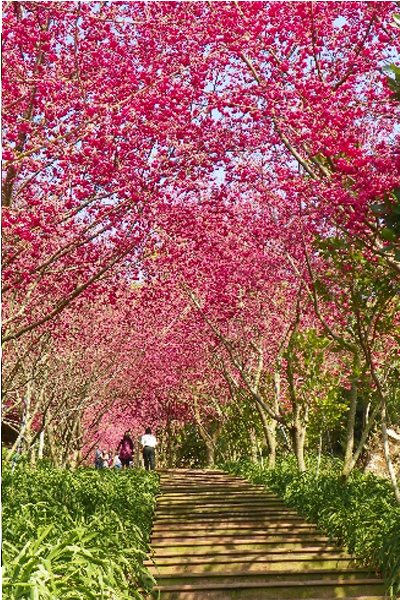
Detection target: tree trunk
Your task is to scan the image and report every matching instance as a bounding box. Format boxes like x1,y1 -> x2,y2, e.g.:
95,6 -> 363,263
196,423 -> 218,467
340,352 -> 359,483
381,400 -> 400,504
291,403 -> 308,472
8,411 -> 26,465
249,427 -> 258,464
166,418 -> 174,468
256,402 -> 276,468
23,382 -> 37,468
38,430 -> 45,460
286,348 -> 307,472
340,401 -> 380,480
46,421 -> 61,469
205,440 -> 215,466
27,430 -> 37,468
357,334 -> 400,504
292,429 -> 306,472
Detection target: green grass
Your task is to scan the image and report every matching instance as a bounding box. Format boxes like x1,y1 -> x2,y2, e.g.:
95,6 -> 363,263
221,454 -> 400,597
2,460 -> 159,599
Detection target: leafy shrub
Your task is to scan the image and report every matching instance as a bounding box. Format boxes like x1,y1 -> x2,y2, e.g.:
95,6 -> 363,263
2,462 -> 159,599
221,455 -> 400,597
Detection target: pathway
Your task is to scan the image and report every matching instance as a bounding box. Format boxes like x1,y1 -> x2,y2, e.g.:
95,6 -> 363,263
145,469 -> 385,600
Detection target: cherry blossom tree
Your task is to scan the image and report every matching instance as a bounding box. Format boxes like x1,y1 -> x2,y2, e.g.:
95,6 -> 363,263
3,2 -> 399,496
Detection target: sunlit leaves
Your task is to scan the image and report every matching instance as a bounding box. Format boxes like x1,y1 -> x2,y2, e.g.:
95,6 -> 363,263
2,462 -> 159,599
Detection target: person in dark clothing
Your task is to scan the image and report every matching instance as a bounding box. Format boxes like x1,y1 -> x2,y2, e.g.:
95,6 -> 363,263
141,427 -> 157,470
95,447 -> 103,470
116,430 -> 134,470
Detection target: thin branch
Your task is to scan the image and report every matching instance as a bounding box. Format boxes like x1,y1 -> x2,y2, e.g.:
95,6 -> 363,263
333,12 -> 377,91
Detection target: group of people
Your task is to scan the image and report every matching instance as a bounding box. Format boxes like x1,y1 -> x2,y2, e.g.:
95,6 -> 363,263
94,447 -> 123,470
94,428 -> 157,471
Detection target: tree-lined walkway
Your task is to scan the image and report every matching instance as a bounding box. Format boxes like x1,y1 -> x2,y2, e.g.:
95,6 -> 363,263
146,469 -> 385,600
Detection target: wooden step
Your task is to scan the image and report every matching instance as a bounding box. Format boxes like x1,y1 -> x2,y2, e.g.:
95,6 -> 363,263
150,542 -> 338,555
152,544 -> 346,558
144,553 -> 352,569
151,533 -> 331,545
158,486 -> 268,494
153,579 -> 384,600
146,558 -> 357,575
151,532 -> 328,543
155,508 -> 306,517
156,498 -> 285,507
152,568 -> 376,585
151,522 -> 321,534
149,563 -> 371,577
154,510 -> 305,525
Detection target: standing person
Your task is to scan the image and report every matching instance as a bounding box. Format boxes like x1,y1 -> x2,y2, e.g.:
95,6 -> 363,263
95,447 -> 103,470
116,430 -> 134,470
107,449 -> 114,468
102,449 -> 110,469
141,427 -> 157,471
113,453 -> 122,470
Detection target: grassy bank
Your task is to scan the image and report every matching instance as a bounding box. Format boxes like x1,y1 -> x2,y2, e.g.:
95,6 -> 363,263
221,455 -> 400,597
2,460 -> 159,599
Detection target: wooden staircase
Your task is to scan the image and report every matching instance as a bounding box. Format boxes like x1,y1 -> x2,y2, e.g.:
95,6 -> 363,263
145,469 -> 385,600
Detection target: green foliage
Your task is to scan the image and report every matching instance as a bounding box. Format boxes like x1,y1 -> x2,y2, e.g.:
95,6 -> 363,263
216,391 -> 266,462
2,462 -> 159,599
175,423 -> 209,468
371,188 -> 400,260
222,455 -> 400,596
384,10 -> 400,103
306,385 -> 349,451
386,64 -> 400,101
379,14 -> 400,257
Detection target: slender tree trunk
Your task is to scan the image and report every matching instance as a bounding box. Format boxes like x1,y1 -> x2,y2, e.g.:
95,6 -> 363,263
74,415 -> 83,469
381,400 -> 400,504
38,430 -> 45,460
68,411 -> 83,470
286,347 -> 308,472
291,403 -> 308,472
192,394 -> 223,467
62,414 -> 81,469
249,427 -> 258,464
292,428 -> 306,472
22,382 -> 38,468
356,327 -> 400,503
256,402 -> 276,468
46,420 -> 61,469
7,407 -> 26,465
196,424 -> 219,467
340,352 -> 359,483
205,440 -> 215,466
27,432 -> 37,468
271,369 -> 281,467
341,401 -> 380,479
166,417 -> 174,468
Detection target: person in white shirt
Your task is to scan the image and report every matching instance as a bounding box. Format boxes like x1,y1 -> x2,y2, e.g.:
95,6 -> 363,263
141,427 -> 157,471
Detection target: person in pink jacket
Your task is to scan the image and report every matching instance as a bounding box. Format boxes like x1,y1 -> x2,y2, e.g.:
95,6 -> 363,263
116,430 -> 134,470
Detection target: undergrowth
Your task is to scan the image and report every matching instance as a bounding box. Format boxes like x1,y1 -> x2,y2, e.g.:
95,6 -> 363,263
221,454 -> 400,597
2,460 -> 159,599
